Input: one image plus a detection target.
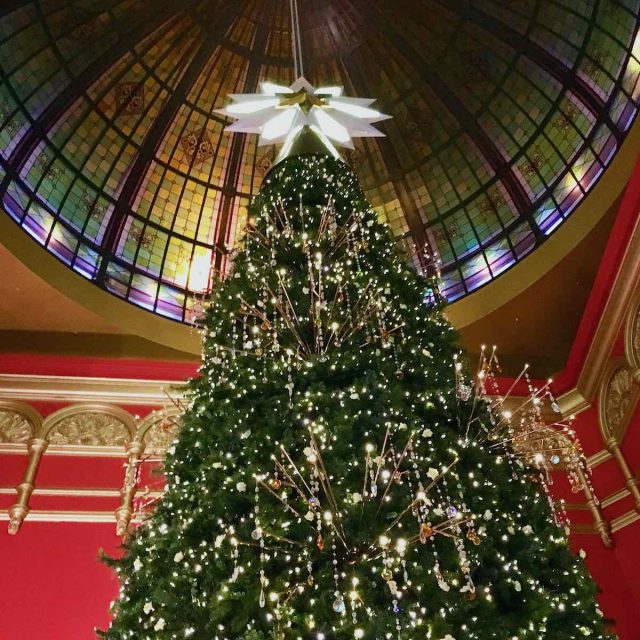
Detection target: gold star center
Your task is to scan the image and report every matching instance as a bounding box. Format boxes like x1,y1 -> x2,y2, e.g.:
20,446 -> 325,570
277,89 -> 330,114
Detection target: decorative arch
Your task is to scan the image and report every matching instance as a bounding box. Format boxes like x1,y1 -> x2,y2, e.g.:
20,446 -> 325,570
41,404 -> 136,448
137,407 -> 182,456
624,294 -> 640,374
598,358 -> 640,446
0,400 -> 43,445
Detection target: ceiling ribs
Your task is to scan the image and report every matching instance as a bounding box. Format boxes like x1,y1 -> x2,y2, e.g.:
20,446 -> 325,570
212,0 -> 275,275
5,2 -> 183,174
96,2 -> 248,285
306,2 -> 429,270
0,0 -> 31,19
359,2 -> 534,218
338,0 -> 538,239
337,57 -> 434,267
301,0 -> 434,257
383,33 -> 535,226
432,0 -> 614,129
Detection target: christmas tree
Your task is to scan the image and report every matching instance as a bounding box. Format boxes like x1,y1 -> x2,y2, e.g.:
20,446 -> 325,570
102,146 -> 612,640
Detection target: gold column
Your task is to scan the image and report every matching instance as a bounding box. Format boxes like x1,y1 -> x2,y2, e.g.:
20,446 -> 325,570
606,436 -> 640,512
115,440 -> 143,537
7,437 -> 49,535
575,464 -> 612,548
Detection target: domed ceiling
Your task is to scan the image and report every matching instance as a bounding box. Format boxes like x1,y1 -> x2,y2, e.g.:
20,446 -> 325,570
0,1 -> 639,324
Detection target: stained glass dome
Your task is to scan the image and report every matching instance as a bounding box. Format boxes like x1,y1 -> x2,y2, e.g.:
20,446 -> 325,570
0,1 -> 639,323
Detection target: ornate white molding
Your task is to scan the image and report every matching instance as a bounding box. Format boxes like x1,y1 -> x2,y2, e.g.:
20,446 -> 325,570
0,443 -> 128,457
600,488 -> 631,509
0,487 -> 164,498
586,449 -> 613,468
0,373 -> 185,405
0,510 -> 127,524
611,510 -> 640,533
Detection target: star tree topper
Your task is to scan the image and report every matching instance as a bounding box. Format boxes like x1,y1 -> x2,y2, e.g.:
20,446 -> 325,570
216,77 -> 391,160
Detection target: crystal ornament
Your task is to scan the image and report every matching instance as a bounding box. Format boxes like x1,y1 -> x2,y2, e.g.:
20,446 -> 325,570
251,527 -> 263,540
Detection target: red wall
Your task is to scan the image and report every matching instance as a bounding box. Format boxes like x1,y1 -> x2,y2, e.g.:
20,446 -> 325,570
0,523 -> 120,640
552,404 -> 640,638
1,511 -> 638,638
